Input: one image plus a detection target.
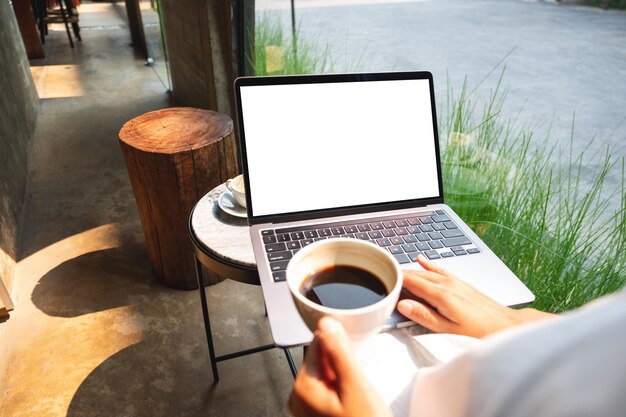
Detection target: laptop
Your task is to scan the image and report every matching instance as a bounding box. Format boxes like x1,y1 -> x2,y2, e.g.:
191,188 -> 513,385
234,71 -> 534,347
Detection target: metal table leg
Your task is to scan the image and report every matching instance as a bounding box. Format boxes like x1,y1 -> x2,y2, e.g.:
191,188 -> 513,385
190,204 -> 299,383
195,256 -> 220,382
195,256 -> 281,383
283,348 -> 297,379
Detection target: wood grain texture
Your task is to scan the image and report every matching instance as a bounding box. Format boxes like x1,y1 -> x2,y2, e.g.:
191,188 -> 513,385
119,108 -> 239,290
119,107 -> 234,153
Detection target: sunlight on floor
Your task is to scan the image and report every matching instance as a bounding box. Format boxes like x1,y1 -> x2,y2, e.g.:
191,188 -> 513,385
0,246 -> 14,311
0,305 -> 143,417
2,223 -> 143,416
30,64 -> 84,99
77,1 -> 119,15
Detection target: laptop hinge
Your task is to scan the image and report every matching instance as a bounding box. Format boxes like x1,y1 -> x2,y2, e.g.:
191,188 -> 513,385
247,197 -> 445,226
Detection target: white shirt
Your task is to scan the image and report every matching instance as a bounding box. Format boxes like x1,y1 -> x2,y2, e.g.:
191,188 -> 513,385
409,289 -> 626,417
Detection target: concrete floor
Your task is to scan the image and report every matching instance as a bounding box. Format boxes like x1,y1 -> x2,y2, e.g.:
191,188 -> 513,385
0,3 -> 297,416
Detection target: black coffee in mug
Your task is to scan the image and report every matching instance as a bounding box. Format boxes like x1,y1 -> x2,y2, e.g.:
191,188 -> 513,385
300,265 -> 388,309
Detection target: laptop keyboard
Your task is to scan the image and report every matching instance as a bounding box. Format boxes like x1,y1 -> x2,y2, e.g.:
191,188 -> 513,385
262,209 -> 481,282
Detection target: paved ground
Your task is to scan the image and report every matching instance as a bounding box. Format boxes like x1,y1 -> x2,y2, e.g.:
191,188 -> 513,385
259,0 -> 626,197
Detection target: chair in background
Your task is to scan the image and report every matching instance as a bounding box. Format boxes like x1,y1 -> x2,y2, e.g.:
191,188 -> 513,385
35,0 -> 81,48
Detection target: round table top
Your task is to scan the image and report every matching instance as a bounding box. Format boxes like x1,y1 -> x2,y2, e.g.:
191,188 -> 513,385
119,107 -> 233,153
191,183 -> 256,268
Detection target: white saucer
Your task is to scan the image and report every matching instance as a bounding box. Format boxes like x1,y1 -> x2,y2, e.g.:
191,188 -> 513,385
218,190 -> 247,218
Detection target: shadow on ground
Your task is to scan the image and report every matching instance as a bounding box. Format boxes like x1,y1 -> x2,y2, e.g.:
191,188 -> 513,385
30,244 -> 297,416
66,338 -> 295,417
31,245 -> 152,317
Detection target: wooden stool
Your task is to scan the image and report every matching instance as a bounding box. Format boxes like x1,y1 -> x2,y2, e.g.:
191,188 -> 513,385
118,107 -> 238,290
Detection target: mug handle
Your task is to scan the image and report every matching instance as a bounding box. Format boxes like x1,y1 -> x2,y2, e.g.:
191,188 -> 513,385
226,179 -> 234,193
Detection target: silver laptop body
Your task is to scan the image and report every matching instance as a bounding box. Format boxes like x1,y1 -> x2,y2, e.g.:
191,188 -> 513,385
234,71 -> 534,347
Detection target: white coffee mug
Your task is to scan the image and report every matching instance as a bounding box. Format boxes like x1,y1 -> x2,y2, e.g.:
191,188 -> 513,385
286,239 -> 402,341
226,174 -> 247,208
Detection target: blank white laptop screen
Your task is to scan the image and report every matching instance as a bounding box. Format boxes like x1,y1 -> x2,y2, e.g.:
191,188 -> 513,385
239,78 -> 440,217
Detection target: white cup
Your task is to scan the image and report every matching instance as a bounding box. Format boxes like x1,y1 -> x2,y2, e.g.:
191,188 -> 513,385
226,174 -> 246,208
286,239 -> 402,341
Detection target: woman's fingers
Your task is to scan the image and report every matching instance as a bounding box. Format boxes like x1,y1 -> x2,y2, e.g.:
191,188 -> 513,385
289,337 -> 342,417
316,317 -> 358,384
290,318 -> 394,417
397,299 -> 453,333
404,269 -> 447,283
402,270 -> 448,305
416,254 -> 448,275
289,371 -> 342,417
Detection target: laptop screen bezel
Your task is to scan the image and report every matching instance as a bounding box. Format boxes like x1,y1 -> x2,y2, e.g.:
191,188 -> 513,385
234,71 -> 444,226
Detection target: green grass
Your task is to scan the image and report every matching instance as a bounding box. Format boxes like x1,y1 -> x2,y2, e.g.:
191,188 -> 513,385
441,72 -> 626,313
252,14 -> 368,75
253,14 -> 333,75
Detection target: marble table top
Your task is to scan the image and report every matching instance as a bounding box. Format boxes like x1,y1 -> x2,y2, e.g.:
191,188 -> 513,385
191,183 -> 256,268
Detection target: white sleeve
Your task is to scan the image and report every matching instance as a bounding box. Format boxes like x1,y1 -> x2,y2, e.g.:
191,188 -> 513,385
409,289 -> 626,417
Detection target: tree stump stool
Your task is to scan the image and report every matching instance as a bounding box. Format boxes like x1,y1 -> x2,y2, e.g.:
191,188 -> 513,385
119,107 -> 238,290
